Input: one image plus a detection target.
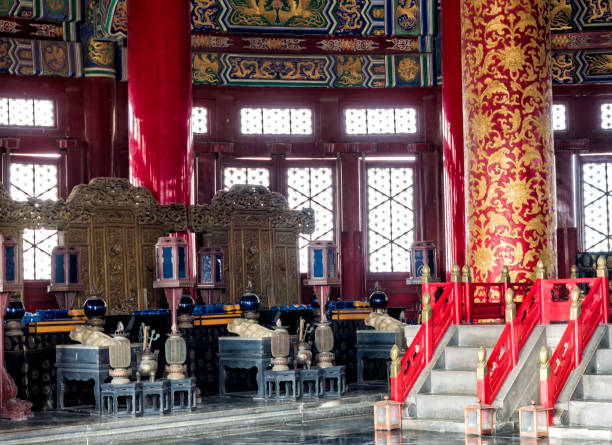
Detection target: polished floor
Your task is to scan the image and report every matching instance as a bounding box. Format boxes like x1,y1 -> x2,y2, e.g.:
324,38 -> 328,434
132,415 -> 611,445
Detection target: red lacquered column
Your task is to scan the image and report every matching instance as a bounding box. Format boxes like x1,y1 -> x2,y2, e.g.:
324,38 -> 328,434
462,0 -> 556,282
85,77 -> 116,179
339,153 -> 363,300
441,0 -> 465,279
128,0 -> 193,206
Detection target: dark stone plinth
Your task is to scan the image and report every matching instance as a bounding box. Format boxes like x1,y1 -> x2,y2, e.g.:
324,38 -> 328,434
218,337 -> 272,399
356,330 -> 402,387
169,377 -> 196,412
264,369 -> 301,401
298,368 -> 321,398
142,379 -> 169,415
55,344 -> 139,412
101,382 -> 142,417
320,366 -> 345,398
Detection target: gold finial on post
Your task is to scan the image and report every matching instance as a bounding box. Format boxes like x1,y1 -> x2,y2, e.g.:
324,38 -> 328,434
421,265 -> 431,284
539,346 -> 551,380
476,346 -> 487,380
500,266 -> 510,283
450,264 -> 460,282
390,344 -> 401,378
570,286 -> 581,320
536,260 -> 546,280
462,265 -> 472,283
421,291 -> 432,323
505,288 -> 516,322
596,256 -> 608,278
570,265 -> 578,279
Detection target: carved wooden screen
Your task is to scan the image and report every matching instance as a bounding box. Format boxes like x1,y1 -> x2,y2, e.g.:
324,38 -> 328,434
190,185 -> 314,308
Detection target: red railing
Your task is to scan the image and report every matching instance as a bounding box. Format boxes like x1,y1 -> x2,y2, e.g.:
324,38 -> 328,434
390,281 -> 457,402
478,283 -> 542,404
463,281 -> 532,323
540,276 -> 609,424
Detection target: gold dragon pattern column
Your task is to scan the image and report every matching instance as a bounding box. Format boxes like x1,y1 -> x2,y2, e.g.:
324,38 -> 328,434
461,0 -> 556,282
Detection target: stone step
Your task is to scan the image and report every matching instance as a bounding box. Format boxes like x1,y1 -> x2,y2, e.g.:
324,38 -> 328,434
416,393 -> 477,421
404,325 -> 420,345
606,325 -> 612,347
595,348 -> 612,374
429,370 -> 476,395
441,346 -> 494,371
568,400 -> 612,428
455,325 -> 504,347
545,323 -> 568,350
581,374 -> 612,400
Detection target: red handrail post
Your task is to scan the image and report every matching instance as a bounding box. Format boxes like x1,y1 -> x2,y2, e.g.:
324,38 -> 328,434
536,261 -> 549,324
451,264 -> 462,324
595,260 -> 609,322
539,347 -> 554,425
390,345 -> 401,402
505,288 -> 519,367
569,287 -> 583,367
424,317 -> 433,361
476,346 -> 489,404
462,265 -> 472,323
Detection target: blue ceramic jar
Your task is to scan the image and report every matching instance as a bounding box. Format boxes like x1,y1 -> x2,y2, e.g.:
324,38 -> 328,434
84,296 -> 107,317
177,294 -> 195,315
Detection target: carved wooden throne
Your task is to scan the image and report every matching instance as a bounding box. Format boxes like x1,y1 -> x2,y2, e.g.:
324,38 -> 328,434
189,185 -> 314,308
42,178 -> 186,314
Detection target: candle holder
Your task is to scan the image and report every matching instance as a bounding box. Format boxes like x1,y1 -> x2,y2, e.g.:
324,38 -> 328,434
196,247 -> 225,305
304,241 -> 340,323
153,237 -> 195,333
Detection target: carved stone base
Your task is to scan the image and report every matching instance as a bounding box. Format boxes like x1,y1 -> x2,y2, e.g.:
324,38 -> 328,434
5,320 -> 23,336
166,364 -> 186,380
316,352 -> 335,369
109,367 -> 131,385
88,317 -> 105,332
178,314 -> 193,330
271,357 -> 290,371
1,367 -> 32,420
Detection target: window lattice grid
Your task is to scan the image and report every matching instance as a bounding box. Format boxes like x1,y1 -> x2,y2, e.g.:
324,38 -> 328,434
602,104 -> 612,130
367,167 -> 414,273
0,98 -> 55,128
287,167 -> 335,273
239,107 -> 312,135
223,167 -> 270,189
9,161 -> 59,280
23,228 -> 58,280
192,107 -> 208,134
581,162 -> 612,251
552,104 -> 567,131
344,108 -> 417,135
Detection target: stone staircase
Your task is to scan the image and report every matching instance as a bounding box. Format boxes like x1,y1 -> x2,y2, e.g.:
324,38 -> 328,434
567,325 -> 612,429
402,325 -> 504,431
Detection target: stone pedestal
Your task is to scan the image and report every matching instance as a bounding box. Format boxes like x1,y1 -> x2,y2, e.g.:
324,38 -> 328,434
218,337 -> 272,399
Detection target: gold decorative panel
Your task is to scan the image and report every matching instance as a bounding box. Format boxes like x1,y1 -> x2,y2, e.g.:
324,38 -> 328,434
0,178 -> 187,314
189,185 -> 315,307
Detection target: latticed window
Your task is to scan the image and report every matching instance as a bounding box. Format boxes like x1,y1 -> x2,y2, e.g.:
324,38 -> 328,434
367,166 -> 414,272
287,167 -> 335,273
345,107 -> 417,135
192,106 -> 208,134
0,98 -> 55,127
581,161 -> 612,251
240,107 -> 312,135
9,162 -> 59,280
552,104 -> 567,131
601,103 -> 612,130
223,167 -> 270,189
